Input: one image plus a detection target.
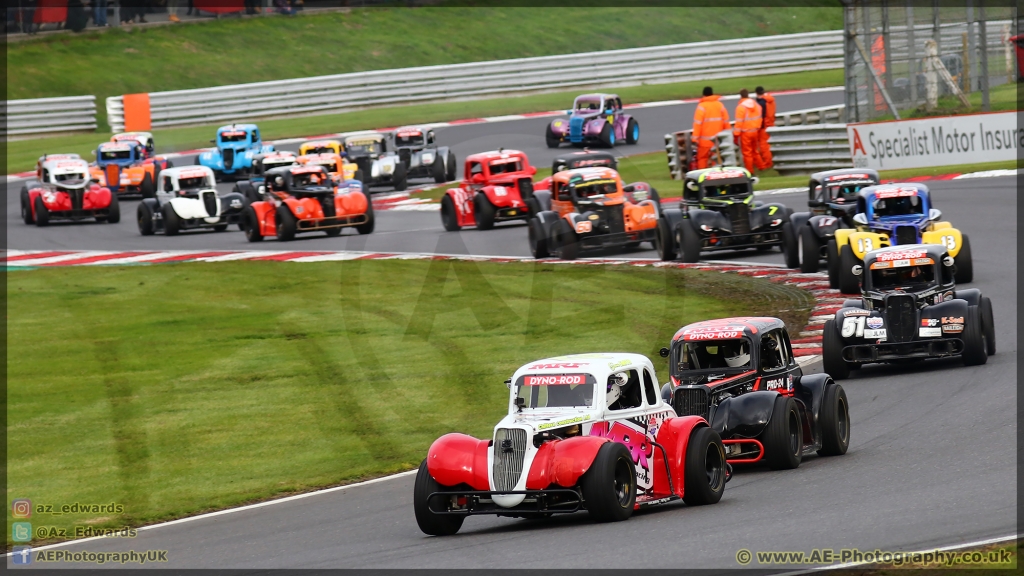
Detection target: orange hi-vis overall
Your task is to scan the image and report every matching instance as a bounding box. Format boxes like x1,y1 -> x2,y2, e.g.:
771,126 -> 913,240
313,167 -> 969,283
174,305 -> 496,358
733,98 -> 763,173
692,95 -> 730,169
756,92 -> 776,170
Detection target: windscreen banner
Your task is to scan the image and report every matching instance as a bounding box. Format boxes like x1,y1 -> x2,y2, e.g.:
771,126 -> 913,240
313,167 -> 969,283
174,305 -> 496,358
847,111 -> 1020,170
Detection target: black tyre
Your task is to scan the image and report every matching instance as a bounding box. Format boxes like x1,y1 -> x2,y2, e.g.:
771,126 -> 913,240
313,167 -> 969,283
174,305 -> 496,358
440,195 -> 461,231
473,194 -> 496,230
528,217 -> 549,258
354,169 -> 365,187
213,223 -> 228,232
191,156 -> 199,167
837,244 -> 861,295
34,196 -> 50,227
647,186 -> 660,205
953,234 -> 973,284
446,151 -> 457,182
599,123 -> 615,148
826,239 -> 840,289
413,460 -> 465,536
162,203 -> 180,236
817,383 -> 850,456
682,426 -> 726,506
164,159 -> 174,169
243,206 -> 264,242
356,200 -> 375,235
679,219 -> 702,263
625,118 -> 640,145
800,224 -> 821,273
431,155 -> 446,183
761,395 -> 802,470
822,318 -> 851,380
555,219 -> 580,260
781,221 -> 799,268
276,204 -> 297,241
105,192 -> 121,224
580,442 -> 636,523
961,305 -> 988,366
140,172 -> 155,199
20,187 -> 34,224
656,217 -> 677,261
980,296 -> 996,355
545,124 -> 561,148
392,162 -> 408,191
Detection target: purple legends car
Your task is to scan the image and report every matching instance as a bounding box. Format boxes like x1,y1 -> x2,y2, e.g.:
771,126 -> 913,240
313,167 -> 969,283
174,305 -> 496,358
546,93 -> 640,149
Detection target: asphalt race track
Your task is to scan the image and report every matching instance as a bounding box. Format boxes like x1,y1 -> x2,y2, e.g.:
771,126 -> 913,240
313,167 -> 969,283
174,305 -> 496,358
5,86 -> 1018,568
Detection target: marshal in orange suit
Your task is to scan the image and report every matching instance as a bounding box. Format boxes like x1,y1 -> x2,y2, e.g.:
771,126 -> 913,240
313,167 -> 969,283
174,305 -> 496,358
733,90 -> 763,173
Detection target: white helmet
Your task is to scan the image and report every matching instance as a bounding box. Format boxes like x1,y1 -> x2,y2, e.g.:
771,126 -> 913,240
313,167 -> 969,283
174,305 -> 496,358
606,372 -> 627,407
724,341 -> 750,368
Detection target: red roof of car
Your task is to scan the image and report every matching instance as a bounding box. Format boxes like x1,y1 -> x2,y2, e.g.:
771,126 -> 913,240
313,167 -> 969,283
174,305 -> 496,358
672,317 -> 783,341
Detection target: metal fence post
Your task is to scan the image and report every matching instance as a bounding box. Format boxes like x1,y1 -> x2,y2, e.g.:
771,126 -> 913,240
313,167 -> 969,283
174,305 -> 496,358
845,2 -> 861,123
966,0 -> 976,92
978,1 -> 989,110
933,0 -> 941,55
908,1 -> 918,105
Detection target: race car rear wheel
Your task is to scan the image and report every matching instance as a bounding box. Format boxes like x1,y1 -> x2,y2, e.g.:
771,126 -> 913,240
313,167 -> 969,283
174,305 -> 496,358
446,151 -> 457,181
356,200 -> 375,235
392,162 -> 408,191
678,219 -> 702,263
655,217 -> 677,261
243,206 -> 264,242
822,318 -> 851,380
580,441 -> 636,523
275,205 -> 297,241
980,296 -> 996,355
106,192 -> 121,224
20,187 -> 34,224
826,239 -> 840,289
528,217 -> 549,258
961,305 -> 988,366
473,194 -> 496,231
555,219 -> 580,260
413,460 -> 465,536
626,118 -> 640,145
781,221 -> 800,268
440,195 -> 461,231
817,383 -> 850,456
837,244 -> 861,295
34,196 -> 50,227
545,124 -> 561,149
683,426 -> 726,506
213,224 -> 228,232
162,203 -> 180,236
140,172 -> 155,199
799,224 -> 821,273
761,395 -> 802,470
431,156 -> 446,184
953,234 -> 973,284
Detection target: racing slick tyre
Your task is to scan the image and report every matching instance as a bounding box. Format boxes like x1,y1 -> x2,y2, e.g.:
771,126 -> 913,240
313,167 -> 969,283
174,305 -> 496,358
34,196 -> 50,227
446,151 -> 457,182
655,218 -> 677,261
140,172 -> 156,199
761,395 -> 802,470
528,217 -> 550,258
555,219 -> 580,260
980,296 -> 996,355
647,186 -> 660,205
354,169 -> 365,188
134,202 -> 152,232
580,441 -> 636,523
781,221 -> 800,268
837,244 -> 861,295
826,239 -> 841,289
213,224 -> 229,232
626,118 -> 640,145
20,187 -> 34,224
413,460 -> 465,536
682,426 -> 727,506
106,193 -> 121,224
440,195 -> 461,231
545,124 -> 561,148
817,384 -> 851,456
243,206 -> 264,242
392,162 -> 408,191
961,305 -> 988,366
822,318 -> 851,380
162,203 -> 180,236
599,123 -> 615,148
431,156 -> 447,184
678,219 -> 702,263
275,205 -> 297,241
355,201 -> 375,235
799,224 -> 821,273
473,194 -> 496,230
953,234 -> 973,284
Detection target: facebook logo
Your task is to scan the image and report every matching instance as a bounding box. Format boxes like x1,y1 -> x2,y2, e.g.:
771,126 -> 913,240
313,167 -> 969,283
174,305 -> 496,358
12,546 -> 32,565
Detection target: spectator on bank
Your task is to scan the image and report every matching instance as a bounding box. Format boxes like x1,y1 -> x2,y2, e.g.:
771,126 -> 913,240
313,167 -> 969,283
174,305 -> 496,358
92,0 -> 107,26
167,0 -> 180,22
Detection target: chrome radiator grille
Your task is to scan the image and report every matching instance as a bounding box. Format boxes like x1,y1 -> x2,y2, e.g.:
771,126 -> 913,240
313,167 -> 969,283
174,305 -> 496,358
885,293 -> 917,343
492,428 -> 528,492
728,203 -> 750,234
673,387 -> 710,420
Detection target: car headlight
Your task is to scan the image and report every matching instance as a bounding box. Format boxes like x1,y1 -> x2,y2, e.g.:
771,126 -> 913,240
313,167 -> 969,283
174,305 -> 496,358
421,152 -> 435,164
771,218 -> 783,226
700,224 -> 713,232
383,164 -> 394,174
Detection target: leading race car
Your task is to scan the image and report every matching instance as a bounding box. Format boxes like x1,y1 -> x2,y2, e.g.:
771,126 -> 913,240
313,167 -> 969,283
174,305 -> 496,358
546,94 -> 640,148
197,124 -> 275,180
343,133 -> 406,191
528,167 -> 660,260
829,183 -> 973,294
137,166 -> 246,236
789,169 -> 879,275
298,139 -> 344,156
392,126 -> 457,184
415,353 -> 727,536
21,157 -> 120,226
660,317 -> 849,470
90,140 -> 172,198
822,244 -> 995,379
440,149 -> 540,231
110,131 -> 156,158
656,167 -> 798,265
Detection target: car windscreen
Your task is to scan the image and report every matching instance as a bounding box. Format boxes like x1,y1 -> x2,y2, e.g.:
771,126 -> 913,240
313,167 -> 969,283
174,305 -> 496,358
100,149 -> 132,161
675,339 -> 752,371
220,132 -> 248,143
291,171 -> 329,187
311,159 -> 340,172
702,182 -> 751,197
872,194 -> 923,217
574,179 -> 618,198
869,263 -> 935,290
489,159 -> 523,174
54,172 -> 87,183
306,146 -> 335,155
178,176 -> 210,190
515,373 -> 596,409
395,134 -> 424,147
826,183 -> 870,201
574,100 -> 601,111
346,141 -> 382,155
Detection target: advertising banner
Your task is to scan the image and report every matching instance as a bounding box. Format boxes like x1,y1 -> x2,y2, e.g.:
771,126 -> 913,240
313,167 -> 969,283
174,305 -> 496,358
847,111 -> 1020,170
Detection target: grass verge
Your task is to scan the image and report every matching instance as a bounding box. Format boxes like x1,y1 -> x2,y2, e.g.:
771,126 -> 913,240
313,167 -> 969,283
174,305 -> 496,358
861,538 -> 1017,573
871,81 -> 1020,121
6,259 -> 812,546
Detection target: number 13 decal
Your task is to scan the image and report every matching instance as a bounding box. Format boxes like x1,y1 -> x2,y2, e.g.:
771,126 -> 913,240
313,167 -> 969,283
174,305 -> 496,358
940,235 -> 957,251
857,237 -> 873,253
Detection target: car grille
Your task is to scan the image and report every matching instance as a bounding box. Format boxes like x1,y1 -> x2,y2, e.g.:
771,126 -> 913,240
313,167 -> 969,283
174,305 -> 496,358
673,387 -> 710,420
728,203 -> 751,234
200,191 -> 218,217
492,428 -> 527,492
569,116 -> 585,143
594,204 -> 625,234
68,189 -> 84,211
884,293 -> 917,343
894,225 -> 918,245
318,196 -> 336,217
105,164 -> 120,190
398,149 -> 411,167
223,148 -> 235,170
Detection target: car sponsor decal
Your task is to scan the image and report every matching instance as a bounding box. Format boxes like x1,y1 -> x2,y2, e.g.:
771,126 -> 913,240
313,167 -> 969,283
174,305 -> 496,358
523,374 -> 587,386
825,173 -> 874,182
178,169 -> 209,178
526,362 -> 588,370
703,169 -> 747,180
919,327 -> 942,337
941,316 -> 965,333
764,375 -> 793,391
395,131 -> 422,137
863,328 -> 887,339
685,331 -> 742,340
843,309 -> 869,317
608,359 -> 630,371
571,158 -> 614,168
818,216 -> 838,227
537,414 -> 591,431
221,130 -> 247,138
921,318 -> 939,327
866,317 -> 884,329
575,221 -> 593,233
102,143 -> 132,151
942,324 -> 964,333
874,187 -> 919,199
290,166 -> 324,175
875,249 -> 929,262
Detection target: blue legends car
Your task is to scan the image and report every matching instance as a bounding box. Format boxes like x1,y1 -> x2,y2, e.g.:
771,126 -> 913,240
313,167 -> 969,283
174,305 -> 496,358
196,124 -> 275,181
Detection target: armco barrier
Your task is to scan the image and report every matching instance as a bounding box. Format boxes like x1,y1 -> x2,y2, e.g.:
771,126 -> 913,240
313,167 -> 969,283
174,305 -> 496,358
107,29 -> 844,131
3,96 -> 97,138
768,124 -> 852,175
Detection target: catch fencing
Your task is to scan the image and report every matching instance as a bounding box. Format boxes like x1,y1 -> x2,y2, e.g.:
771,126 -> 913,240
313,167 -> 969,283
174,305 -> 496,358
3,96 -> 97,139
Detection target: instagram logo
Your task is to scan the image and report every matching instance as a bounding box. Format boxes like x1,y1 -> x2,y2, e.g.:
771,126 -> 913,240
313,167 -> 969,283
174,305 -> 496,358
12,499 -> 31,518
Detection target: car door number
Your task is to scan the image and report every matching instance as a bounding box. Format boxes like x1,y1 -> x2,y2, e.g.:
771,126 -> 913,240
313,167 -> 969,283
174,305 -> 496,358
842,316 -> 865,338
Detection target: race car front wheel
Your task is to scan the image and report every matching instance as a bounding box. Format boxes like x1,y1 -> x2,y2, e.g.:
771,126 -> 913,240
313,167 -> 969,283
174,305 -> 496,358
580,441 -> 636,523
20,187 -> 34,225
799,224 -> 821,273
679,219 -> 702,263
781,221 -> 800,269
528,217 -> 549,258
761,395 -> 802,470
431,156 -> 446,184
555,219 -> 580,260
626,118 -> 640,145
34,196 -> 50,227
243,206 -> 264,242
837,244 -> 861,295
275,205 -> 297,241
655,217 -> 676,261
961,305 -> 988,367
106,193 -> 121,224
440,195 -> 461,232
545,124 -> 561,149
822,318 -> 851,380
980,296 -> 996,355
953,234 -> 973,284
817,383 -> 850,457
413,460 -> 465,536
162,203 -> 180,236
355,201 -> 375,235
683,426 -> 726,506
473,194 -> 496,231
